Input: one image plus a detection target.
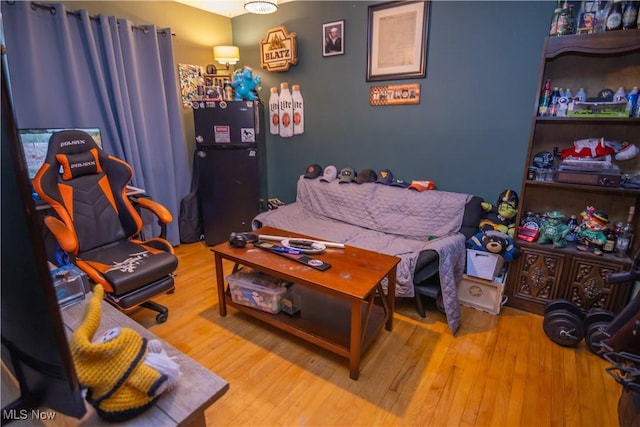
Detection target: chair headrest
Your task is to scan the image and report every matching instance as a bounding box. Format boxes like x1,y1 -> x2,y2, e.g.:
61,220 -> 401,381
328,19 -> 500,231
47,129 -> 102,157
43,130 -> 105,180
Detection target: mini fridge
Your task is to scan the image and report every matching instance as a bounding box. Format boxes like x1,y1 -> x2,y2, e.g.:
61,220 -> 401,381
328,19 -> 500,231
193,101 -> 266,245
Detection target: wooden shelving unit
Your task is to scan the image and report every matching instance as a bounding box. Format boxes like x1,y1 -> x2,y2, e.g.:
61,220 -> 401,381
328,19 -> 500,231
505,30 -> 640,315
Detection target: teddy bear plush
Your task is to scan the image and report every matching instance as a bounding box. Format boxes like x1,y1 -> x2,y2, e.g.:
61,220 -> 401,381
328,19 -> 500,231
231,66 -> 261,101
478,189 -> 519,238
69,285 -> 181,421
467,229 -> 519,262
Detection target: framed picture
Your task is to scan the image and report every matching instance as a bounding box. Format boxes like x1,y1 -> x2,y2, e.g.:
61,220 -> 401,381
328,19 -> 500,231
366,1 -> 430,82
323,20 -> 344,57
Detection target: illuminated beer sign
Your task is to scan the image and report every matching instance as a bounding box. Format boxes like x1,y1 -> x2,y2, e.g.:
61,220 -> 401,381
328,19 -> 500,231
260,26 -> 298,72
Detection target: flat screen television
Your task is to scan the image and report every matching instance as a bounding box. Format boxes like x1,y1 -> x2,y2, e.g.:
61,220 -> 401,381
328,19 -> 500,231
1,57 -> 86,420
18,127 -> 102,179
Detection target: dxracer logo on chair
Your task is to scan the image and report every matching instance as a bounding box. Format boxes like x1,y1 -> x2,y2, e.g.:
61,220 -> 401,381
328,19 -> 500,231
60,139 -> 86,147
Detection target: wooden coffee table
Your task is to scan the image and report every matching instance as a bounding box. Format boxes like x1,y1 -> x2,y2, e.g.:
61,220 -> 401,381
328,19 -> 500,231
211,226 -> 399,380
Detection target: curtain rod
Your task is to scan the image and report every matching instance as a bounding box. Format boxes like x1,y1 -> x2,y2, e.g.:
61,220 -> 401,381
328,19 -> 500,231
21,1 -> 175,37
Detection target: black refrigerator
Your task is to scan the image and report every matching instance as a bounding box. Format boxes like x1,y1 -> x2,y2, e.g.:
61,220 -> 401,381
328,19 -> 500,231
193,101 -> 266,245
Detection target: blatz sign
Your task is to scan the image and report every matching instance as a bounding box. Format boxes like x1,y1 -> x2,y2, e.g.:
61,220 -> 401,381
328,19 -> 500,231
260,26 -> 298,72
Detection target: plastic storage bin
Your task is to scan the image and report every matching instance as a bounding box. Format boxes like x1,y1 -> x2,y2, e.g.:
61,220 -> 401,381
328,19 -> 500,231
226,268 -> 289,314
50,264 -> 90,309
466,249 -> 505,280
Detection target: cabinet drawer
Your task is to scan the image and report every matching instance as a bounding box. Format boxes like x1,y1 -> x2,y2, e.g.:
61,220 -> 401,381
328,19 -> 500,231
564,256 -> 632,313
505,247 -> 566,315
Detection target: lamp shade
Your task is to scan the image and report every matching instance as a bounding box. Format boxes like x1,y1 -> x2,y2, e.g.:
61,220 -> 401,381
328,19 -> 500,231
213,46 -> 240,66
244,0 -> 278,14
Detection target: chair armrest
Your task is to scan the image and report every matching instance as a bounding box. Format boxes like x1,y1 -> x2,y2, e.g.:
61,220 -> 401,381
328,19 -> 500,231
44,216 -> 78,254
131,197 -> 173,224
130,196 -> 172,239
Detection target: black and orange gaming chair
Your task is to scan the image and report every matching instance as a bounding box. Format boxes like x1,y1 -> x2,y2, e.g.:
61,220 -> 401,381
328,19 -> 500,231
33,130 -> 178,323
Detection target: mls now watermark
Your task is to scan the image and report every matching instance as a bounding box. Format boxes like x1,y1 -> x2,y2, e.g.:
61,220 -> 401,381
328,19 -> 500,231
3,409 -> 57,421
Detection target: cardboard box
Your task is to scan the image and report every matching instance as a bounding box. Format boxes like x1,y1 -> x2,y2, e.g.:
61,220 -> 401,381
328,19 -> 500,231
226,268 -> 289,314
567,100 -> 628,118
466,249 -> 505,280
458,274 -> 506,315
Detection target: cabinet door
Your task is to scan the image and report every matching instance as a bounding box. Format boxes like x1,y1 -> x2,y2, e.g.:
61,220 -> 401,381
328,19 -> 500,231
506,247 -> 566,314
563,256 -> 631,313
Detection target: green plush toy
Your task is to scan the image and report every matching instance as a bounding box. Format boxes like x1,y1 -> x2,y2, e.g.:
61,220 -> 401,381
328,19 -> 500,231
479,189 -> 519,238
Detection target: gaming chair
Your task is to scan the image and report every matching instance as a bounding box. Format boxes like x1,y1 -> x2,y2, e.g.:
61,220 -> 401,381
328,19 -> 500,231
33,130 -> 178,323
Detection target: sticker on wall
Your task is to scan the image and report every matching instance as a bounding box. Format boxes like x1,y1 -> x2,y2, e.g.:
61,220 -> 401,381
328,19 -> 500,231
369,83 -> 421,106
260,26 -> 298,72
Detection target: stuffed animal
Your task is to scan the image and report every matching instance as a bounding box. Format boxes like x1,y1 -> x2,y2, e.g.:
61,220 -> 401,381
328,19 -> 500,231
231,66 -> 261,101
70,285 -> 181,421
538,210 -> 571,248
478,189 -> 519,238
576,209 -> 609,255
467,230 -> 519,262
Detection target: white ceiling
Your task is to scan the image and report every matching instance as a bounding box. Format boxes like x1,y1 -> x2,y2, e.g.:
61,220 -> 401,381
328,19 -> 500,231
174,0 -> 294,18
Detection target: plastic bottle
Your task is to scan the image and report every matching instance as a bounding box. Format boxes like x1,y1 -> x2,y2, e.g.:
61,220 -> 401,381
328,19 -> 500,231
549,87 -> 561,116
565,215 -> 579,242
615,206 -> 635,257
627,86 -> 638,117
606,0 -> 624,30
594,0 -> 609,32
278,82 -> 293,138
268,87 -> 279,135
614,86 -> 627,103
622,1 -> 639,29
291,84 -> 304,135
576,88 -> 587,102
223,81 -> 233,102
538,79 -> 552,116
564,88 -> 573,99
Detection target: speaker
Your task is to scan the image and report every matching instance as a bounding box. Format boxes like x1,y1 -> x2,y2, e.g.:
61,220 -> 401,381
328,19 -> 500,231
228,232 -> 258,248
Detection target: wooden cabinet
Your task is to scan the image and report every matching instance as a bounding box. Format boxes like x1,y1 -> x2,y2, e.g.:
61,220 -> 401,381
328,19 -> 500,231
505,30 -> 640,315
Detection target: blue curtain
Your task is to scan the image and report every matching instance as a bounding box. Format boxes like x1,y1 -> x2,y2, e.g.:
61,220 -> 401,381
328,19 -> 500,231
2,1 -> 189,245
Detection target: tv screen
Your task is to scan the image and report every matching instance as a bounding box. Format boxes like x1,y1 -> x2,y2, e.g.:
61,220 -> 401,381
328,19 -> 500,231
18,128 -> 102,179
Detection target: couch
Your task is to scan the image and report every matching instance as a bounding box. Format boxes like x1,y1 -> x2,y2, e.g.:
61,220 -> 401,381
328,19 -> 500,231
252,176 -> 482,334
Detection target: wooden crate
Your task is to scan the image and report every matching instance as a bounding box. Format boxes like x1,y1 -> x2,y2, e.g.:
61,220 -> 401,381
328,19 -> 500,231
458,273 -> 506,315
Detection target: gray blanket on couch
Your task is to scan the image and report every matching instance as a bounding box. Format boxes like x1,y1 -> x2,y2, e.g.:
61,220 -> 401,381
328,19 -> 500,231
252,177 -> 472,334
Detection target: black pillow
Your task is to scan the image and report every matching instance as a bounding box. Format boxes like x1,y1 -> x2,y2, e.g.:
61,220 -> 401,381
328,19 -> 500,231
56,148 -> 103,180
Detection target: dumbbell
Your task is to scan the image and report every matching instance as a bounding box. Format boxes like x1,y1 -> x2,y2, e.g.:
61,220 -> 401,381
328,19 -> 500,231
543,299 -> 615,355
543,299 -> 586,347
583,309 -> 615,357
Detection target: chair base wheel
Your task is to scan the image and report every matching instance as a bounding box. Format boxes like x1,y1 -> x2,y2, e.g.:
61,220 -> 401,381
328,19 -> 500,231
141,300 -> 169,324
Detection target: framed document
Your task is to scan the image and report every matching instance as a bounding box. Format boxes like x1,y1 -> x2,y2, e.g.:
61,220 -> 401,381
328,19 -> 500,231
366,1 -> 430,82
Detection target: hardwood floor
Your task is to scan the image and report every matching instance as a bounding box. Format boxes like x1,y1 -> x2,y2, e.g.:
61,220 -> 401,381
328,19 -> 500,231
130,241 -> 622,427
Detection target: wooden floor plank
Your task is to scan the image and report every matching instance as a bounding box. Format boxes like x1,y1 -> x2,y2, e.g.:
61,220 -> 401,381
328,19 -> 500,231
126,241 -> 623,426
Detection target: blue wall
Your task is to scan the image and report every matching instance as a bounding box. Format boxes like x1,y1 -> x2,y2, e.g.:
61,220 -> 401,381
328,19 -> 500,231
233,1 -> 552,203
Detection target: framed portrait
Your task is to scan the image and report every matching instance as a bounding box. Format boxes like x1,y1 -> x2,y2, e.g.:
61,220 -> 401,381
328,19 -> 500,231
367,1 -> 430,82
323,20 -> 344,57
